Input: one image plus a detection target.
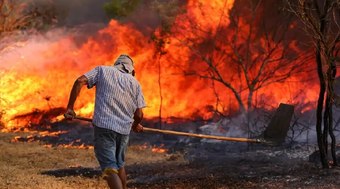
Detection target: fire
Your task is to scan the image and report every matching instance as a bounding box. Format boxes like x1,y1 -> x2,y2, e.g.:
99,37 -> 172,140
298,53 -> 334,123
136,143 -> 167,153
11,130 -> 94,149
0,0 -> 320,130
151,144 -> 168,153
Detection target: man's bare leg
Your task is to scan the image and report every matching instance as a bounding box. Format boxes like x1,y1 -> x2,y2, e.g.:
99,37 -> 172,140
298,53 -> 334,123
118,167 -> 127,189
104,174 -> 123,189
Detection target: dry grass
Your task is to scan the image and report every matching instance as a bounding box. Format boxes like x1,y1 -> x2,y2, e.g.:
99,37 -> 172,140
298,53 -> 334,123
5,130 -> 340,189
0,132 -> 181,189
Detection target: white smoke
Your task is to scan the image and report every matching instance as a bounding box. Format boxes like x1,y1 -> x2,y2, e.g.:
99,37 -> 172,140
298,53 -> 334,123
0,28 -> 76,71
0,0 -> 117,71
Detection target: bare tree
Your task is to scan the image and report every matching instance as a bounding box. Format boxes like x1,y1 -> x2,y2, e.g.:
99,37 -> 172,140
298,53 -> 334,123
171,0 -> 306,115
286,0 -> 340,168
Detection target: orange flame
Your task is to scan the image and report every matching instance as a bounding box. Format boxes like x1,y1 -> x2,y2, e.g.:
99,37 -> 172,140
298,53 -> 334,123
0,0 -> 320,130
151,144 -> 168,153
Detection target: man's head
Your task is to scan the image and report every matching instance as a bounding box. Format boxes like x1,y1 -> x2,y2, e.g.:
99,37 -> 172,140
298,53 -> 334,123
113,54 -> 135,75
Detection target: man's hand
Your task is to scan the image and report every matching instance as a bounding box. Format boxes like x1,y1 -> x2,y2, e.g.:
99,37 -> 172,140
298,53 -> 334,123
65,75 -> 88,120
64,109 -> 76,120
132,124 -> 143,133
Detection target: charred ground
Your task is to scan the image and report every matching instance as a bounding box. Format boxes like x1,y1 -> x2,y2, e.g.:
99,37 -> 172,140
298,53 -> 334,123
1,118 -> 340,189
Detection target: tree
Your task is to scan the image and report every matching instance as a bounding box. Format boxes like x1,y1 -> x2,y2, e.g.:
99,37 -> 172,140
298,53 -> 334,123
286,0 -> 340,168
172,0 -> 305,114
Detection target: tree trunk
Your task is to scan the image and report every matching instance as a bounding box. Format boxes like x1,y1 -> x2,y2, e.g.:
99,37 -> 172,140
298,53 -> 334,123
328,62 -> 338,166
315,47 -> 329,168
323,97 -> 329,156
158,56 -> 163,130
328,93 -> 338,166
246,90 -> 254,141
247,90 -> 254,111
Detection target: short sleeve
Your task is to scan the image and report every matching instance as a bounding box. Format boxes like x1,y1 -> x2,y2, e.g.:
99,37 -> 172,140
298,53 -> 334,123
84,67 -> 99,89
136,84 -> 146,109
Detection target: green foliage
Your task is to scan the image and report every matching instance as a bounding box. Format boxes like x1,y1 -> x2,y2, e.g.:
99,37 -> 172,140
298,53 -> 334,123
103,0 -> 140,19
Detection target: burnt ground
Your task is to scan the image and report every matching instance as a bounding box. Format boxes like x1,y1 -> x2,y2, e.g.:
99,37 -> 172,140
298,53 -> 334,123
124,135 -> 340,189
5,119 -> 340,189
127,146 -> 340,189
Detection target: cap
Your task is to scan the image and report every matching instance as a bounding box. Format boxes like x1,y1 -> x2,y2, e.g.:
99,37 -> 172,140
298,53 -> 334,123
113,54 -> 134,74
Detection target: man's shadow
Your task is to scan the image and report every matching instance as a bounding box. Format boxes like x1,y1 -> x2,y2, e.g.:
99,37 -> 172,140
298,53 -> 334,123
41,166 -> 101,178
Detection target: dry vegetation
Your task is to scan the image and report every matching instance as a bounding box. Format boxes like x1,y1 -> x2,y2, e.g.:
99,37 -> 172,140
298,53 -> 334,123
0,131 -> 183,189
2,128 -> 340,189
0,132 -> 99,189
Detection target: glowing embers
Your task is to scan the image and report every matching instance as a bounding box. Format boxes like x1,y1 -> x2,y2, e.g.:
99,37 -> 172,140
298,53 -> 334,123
137,142 -> 168,154
151,144 -> 168,153
10,129 -> 94,149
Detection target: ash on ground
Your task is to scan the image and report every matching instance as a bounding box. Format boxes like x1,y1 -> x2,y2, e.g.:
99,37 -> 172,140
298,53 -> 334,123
9,116 -> 340,188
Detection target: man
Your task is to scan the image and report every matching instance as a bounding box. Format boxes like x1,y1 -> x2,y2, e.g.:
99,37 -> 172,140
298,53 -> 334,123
64,54 -> 146,189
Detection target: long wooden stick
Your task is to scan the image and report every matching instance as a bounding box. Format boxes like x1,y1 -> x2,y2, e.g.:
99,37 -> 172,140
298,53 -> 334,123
143,127 -> 262,143
74,116 -> 262,143
75,116 -> 92,122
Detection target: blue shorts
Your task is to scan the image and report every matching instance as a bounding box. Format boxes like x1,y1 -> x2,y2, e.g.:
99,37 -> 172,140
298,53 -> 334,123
93,126 -> 129,171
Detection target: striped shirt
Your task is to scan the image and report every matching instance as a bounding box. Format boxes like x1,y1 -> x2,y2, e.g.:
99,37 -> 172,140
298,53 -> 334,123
84,66 -> 146,135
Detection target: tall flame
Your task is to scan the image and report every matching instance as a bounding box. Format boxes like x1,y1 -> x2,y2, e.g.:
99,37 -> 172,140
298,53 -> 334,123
0,0 -> 319,130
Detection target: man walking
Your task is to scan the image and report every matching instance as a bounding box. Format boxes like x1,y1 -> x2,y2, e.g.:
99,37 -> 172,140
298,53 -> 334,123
64,54 -> 146,189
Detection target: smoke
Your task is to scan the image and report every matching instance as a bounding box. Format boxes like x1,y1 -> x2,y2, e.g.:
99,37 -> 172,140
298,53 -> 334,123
19,0 -> 182,42
28,0 -> 111,26
0,28 -> 77,71
0,0 -> 117,71
27,0 -> 178,30
0,0 -> 182,88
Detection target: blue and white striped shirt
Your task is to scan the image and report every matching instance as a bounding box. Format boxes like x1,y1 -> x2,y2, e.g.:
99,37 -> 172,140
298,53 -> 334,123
84,66 -> 146,135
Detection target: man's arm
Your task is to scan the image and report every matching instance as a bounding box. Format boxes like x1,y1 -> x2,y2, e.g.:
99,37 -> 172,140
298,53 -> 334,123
64,75 -> 88,119
132,108 -> 144,132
